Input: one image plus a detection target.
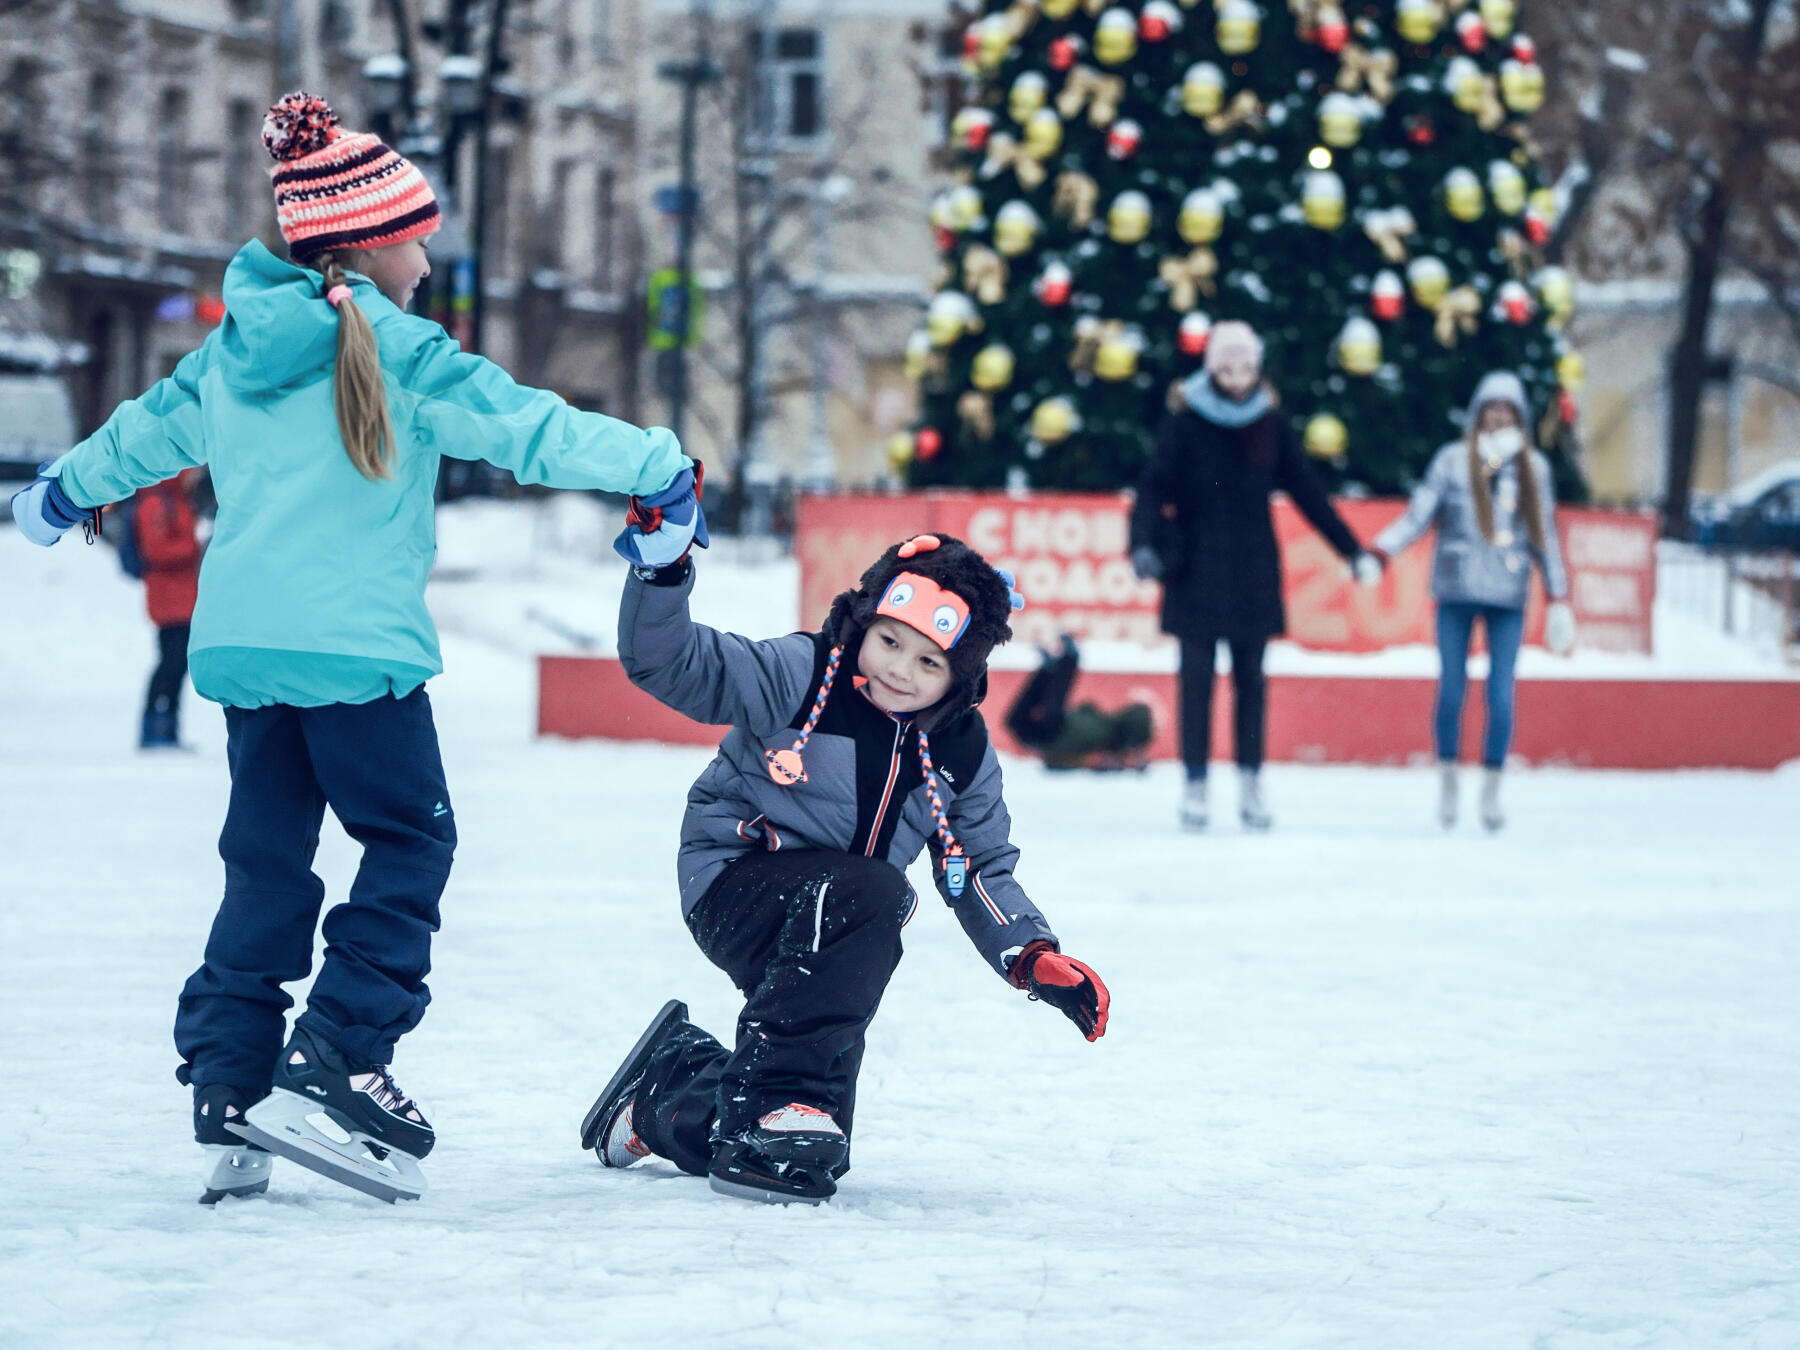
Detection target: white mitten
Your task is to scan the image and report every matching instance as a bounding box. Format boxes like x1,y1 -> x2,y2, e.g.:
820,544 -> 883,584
1546,601 -> 1576,656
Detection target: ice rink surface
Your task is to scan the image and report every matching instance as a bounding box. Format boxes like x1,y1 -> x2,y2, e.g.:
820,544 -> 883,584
3,524 -> 1798,1348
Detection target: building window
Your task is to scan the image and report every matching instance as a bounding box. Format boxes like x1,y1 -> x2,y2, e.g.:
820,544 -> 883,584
748,27 -> 823,148
3,60 -> 45,204
923,26 -> 967,159
84,73 -> 115,222
596,163 -> 616,291
157,89 -> 190,234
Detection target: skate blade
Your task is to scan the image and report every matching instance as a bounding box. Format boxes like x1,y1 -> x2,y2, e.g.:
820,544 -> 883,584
199,1144 -> 273,1205
580,998 -> 689,1152
708,1171 -> 832,1206
228,1089 -> 426,1204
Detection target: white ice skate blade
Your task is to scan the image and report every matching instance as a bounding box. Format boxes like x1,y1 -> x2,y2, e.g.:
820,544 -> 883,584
199,1144 -> 273,1204
228,1088 -> 426,1204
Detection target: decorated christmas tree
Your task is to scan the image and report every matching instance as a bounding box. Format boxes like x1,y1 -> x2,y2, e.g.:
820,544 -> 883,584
900,0 -> 1588,498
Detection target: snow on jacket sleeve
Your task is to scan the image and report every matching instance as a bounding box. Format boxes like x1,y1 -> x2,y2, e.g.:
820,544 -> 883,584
1529,451 -> 1569,601
393,323 -> 687,498
47,348 -> 210,509
618,564 -> 816,736
1374,444 -> 1452,558
936,740 -> 1059,980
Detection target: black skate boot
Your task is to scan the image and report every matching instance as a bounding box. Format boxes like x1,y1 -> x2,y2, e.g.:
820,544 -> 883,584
226,1025 -> 432,1203
194,1084 -> 274,1204
580,999 -> 689,1166
708,1103 -> 848,1205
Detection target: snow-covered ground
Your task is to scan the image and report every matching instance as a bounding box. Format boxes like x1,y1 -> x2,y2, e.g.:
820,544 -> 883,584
3,514 -> 1799,1348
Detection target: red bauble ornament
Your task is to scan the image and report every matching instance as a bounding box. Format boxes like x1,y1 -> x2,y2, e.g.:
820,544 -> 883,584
935,225 -> 957,254
964,109 -> 994,151
1558,389 -> 1578,425
1177,311 -> 1212,357
1317,11 -> 1349,52
1456,12 -> 1486,52
1139,1 -> 1180,41
1406,114 -> 1436,147
916,427 -> 944,460
961,29 -> 979,63
1105,118 -> 1143,161
1370,270 -> 1405,321
1035,262 -> 1073,307
1499,280 -> 1533,324
1049,35 -> 1084,71
1512,33 -> 1537,62
1524,208 -> 1550,246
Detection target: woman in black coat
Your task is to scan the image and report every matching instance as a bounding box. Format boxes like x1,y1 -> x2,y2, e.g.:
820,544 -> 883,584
1129,321 -> 1376,831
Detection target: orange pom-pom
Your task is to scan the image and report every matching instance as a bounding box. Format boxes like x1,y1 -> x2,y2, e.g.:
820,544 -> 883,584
262,92 -> 341,162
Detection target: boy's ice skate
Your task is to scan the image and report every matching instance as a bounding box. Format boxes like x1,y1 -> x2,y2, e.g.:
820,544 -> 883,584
580,999 -> 689,1165
708,1103 -> 848,1206
226,1025 -> 432,1204
194,1083 -> 274,1205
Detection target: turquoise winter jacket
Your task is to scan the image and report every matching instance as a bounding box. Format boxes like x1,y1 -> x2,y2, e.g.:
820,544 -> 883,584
47,240 -> 688,708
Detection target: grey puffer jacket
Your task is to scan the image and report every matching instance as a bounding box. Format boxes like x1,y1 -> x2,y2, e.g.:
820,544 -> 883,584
1374,373 -> 1568,609
618,566 -> 1058,981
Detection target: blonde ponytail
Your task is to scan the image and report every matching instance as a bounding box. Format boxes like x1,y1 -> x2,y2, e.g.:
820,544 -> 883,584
320,256 -> 395,481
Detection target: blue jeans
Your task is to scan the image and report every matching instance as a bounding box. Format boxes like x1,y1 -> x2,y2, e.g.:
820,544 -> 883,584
1434,602 -> 1524,769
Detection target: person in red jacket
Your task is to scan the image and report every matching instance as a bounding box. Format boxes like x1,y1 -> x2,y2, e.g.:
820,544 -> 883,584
136,469 -> 204,749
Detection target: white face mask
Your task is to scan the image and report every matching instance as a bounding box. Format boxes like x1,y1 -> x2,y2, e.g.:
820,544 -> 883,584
1477,425 -> 1524,467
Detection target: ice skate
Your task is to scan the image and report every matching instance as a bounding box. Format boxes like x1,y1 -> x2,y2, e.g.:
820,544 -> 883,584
1179,778 -> 1209,832
580,998 -> 689,1165
226,1025 -> 431,1203
194,1083 -> 273,1204
1479,768 -> 1505,832
1437,764 -> 1459,829
1238,768 -> 1272,832
708,1103 -> 848,1206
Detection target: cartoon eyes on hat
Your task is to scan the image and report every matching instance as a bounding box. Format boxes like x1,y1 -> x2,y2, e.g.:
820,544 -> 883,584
932,605 -> 960,634
887,581 -> 915,607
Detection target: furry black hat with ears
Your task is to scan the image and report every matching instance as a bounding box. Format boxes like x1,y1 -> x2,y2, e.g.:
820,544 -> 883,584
825,533 -> 1015,722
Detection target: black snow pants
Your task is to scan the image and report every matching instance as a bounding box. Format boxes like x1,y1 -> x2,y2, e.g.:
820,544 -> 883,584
632,850 -> 912,1178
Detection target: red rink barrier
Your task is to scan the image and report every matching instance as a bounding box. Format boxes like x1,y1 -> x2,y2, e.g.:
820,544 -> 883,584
537,657 -> 1800,771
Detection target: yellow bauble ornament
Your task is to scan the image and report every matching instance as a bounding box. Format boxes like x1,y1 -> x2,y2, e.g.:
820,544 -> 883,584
927,291 -> 976,347
1031,396 -> 1080,444
1446,57 -> 1484,114
1557,348 -> 1586,393
1529,187 -> 1557,224
1009,72 -> 1048,124
976,14 -> 1012,71
1487,160 -> 1526,216
1095,9 -> 1138,65
904,330 -> 932,381
1500,59 -> 1545,113
1216,0 -> 1261,55
1444,167 -> 1485,222
946,184 -> 984,231
1304,412 -> 1348,459
1336,316 -> 1382,376
1303,170 -> 1346,230
928,193 -> 955,233
886,430 -> 915,472
1479,0 -> 1516,37
1318,92 -> 1363,148
972,343 -> 1016,391
1107,190 -> 1152,244
1178,187 -> 1225,245
1536,265 -> 1575,321
1182,62 -> 1226,118
993,201 -> 1042,258
1094,328 -> 1141,381
1023,107 -> 1064,159
1407,255 -> 1451,308
1396,0 -> 1442,45
1043,0 -> 1079,17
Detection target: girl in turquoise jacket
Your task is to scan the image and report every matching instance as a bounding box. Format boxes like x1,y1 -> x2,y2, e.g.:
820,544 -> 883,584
10,94 -> 705,1204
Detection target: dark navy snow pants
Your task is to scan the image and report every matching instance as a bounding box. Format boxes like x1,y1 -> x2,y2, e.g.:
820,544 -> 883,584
632,851 -> 911,1177
174,689 -> 456,1093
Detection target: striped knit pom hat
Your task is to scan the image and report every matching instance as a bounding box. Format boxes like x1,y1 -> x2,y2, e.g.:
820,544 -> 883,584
263,92 -> 440,262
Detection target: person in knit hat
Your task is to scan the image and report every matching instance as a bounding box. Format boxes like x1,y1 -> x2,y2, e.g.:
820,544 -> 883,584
580,534 -> 1111,1205
10,92 -> 704,1204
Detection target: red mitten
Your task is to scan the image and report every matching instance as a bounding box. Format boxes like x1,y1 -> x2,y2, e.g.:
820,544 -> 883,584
1009,940 -> 1109,1041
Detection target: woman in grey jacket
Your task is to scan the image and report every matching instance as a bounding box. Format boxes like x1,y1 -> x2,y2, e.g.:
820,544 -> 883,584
1371,371 -> 1575,830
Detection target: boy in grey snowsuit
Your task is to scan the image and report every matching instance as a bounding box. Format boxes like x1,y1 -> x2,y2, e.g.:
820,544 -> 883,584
580,532 -> 1110,1203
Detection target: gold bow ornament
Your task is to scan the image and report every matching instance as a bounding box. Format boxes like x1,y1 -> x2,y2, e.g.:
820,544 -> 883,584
1335,43 -> 1397,103
981,133 -> 1048,191
1361,206 -> 1416,265
1158,248 -> 1218,311
1204,90 -> 1265,138
961,245 -> 1011,306
1053,171 -> 1101,230
1057,65 -> 1126,128
1433,285 -> 1483,347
